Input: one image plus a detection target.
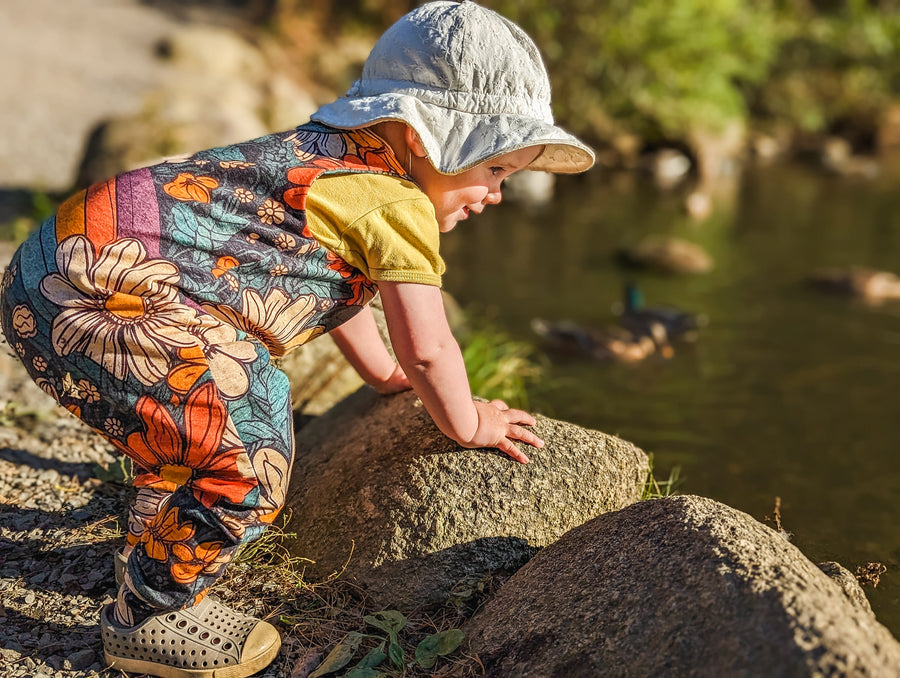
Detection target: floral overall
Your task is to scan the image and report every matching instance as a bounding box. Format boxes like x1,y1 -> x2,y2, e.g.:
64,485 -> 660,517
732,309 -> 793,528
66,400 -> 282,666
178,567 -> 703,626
0,123 -> 407,613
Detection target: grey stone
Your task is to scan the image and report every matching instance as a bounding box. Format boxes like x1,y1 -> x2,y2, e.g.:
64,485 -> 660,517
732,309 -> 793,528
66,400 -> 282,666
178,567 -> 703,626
466,495 -> 900,677
818,560 -> 874,615
278,298 -> 391,416
64,649 -> 96,671
284,388 -> 648,608
617,235 -> 714,274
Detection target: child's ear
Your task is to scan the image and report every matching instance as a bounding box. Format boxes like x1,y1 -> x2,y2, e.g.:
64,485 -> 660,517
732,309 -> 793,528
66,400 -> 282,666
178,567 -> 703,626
404,126 -> 428,158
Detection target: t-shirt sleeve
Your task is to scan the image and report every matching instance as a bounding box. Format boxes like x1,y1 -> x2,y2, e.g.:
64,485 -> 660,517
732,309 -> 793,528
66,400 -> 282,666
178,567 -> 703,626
340,198 -> 445,286
305,173 -> 446,287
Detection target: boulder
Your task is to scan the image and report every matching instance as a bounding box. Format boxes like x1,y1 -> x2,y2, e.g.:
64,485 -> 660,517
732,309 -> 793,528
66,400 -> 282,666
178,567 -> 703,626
283,389 -> 649,608
76,24 -> 318,186
466,494 -> 900,677
616,235 -> 714,275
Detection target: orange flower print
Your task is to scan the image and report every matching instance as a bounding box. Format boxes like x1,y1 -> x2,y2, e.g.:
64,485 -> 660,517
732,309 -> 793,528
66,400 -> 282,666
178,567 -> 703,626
325,251 -> 377,307
171,540 -> 228,584
167,344 -> 208,395
283,167 -> 319,210
163,173 -> 219,203
166,319 -> 256,399
112,382 -> 256,508
212,255 -> 240,279
141,505 -> 196,562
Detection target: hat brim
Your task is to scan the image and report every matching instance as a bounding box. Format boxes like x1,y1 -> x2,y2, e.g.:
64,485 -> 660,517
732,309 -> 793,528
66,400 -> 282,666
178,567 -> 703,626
311,93 -> 595,175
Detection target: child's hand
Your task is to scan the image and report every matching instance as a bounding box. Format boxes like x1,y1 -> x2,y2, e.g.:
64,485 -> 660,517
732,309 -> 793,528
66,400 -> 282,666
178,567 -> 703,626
372,363 -> 412,395
463,399 -> 544,464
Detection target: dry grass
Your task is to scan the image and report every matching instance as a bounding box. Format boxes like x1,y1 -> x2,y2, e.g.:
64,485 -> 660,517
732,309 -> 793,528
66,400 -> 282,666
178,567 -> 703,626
214,515 -> 486,677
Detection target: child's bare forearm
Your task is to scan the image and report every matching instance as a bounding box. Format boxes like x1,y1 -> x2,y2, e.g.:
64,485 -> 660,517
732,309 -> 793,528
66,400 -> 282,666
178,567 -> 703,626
329,306 -> 410,393
378,281 -> 543,462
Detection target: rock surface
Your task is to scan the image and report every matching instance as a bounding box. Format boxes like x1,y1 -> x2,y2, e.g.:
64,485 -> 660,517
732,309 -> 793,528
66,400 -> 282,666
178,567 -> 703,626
76,23 -> 319,187
283,388 -> 650,608
466,494 -> 900,677
616,234 -> 714,274
0,0 -> 180,190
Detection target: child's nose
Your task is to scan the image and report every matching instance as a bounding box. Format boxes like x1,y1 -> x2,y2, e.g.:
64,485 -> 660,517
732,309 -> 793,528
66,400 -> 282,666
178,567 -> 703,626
483,188 -> 502,206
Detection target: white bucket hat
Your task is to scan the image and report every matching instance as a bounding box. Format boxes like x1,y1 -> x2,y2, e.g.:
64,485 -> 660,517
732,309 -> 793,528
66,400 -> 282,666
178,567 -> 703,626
310,0 -> 595,175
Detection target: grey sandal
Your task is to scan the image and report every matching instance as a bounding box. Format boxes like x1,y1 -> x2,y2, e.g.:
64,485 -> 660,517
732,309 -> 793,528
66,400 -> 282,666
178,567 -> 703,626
114,549 -> 128,586
101,595 -> 281,678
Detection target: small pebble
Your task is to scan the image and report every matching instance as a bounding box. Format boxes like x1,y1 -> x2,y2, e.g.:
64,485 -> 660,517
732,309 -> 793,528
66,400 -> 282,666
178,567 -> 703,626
64,649 -> 96,670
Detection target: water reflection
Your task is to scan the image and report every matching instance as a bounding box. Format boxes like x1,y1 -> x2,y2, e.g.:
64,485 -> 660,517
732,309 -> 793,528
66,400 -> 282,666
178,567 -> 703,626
441,159 -> 900,635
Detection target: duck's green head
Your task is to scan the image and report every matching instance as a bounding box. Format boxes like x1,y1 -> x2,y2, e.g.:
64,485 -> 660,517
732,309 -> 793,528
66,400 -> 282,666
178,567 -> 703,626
625,282 -> 645,310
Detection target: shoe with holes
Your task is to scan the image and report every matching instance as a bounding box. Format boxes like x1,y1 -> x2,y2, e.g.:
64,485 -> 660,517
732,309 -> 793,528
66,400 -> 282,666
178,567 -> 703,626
100,596 -> 281,678
114,549 -> 128,586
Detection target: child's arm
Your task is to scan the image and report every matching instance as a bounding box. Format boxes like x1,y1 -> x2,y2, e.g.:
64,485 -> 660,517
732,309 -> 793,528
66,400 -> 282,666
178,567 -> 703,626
377,281 -> 543,463
329,306 -> 412,394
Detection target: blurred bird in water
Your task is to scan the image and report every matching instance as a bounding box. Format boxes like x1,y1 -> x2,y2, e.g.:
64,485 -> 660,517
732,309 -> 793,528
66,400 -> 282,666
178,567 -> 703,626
531,318 -> 656,363
807,266 -> 900,304
614,282 -> 707,350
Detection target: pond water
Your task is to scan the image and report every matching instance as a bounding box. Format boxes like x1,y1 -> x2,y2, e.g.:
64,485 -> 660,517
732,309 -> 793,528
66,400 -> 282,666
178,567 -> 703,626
441,156 -> 900,636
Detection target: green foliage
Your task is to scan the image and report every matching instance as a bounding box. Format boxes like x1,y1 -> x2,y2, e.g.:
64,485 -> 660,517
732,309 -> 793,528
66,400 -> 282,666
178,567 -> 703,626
755,0 -> 900,133
273,0 -> 900,149
92,455 -> 135,486
485,0 -> 780,141
642,453 -> 682,500
414,628 -> 466,669
308,609 -> 464,676
458,322 -> 544,410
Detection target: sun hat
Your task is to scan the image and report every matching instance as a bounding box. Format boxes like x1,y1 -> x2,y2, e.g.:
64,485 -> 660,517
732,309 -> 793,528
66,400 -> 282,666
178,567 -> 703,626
310,0 -> 595,175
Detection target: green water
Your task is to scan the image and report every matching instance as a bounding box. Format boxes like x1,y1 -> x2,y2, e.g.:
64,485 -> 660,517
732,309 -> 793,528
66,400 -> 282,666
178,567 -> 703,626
441,158 -> 900,636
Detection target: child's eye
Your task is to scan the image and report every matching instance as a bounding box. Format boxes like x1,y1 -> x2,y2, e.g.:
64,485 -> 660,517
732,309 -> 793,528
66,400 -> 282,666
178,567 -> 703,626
489,167 -> 504,176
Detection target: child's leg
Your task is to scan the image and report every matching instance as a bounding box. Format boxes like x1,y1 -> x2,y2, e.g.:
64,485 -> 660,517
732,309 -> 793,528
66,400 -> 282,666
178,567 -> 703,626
112,363 -> 295,622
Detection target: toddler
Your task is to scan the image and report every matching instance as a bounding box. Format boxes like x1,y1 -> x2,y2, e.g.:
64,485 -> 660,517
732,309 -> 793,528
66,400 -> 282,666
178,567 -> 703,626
0,1 -> 594,676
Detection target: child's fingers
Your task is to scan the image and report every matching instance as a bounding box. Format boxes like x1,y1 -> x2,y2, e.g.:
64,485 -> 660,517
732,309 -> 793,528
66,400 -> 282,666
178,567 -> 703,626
489,398 -> 510,411
508,424 -> 544,449
498,438 -> 530,464
503,407 -> 537,427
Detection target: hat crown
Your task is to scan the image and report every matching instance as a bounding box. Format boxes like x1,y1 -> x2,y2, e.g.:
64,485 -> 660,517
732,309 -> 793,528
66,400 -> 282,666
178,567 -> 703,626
350,1 -> 553,122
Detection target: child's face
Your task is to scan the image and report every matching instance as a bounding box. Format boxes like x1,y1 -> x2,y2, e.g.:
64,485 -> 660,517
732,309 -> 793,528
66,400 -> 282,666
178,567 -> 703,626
414,146 -> 543,233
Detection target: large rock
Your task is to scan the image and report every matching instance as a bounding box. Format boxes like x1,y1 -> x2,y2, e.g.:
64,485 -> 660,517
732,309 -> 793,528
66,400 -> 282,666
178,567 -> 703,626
283,389 -> 649,608
616,235 -> 714,275
76,24 -> 318,186
466,494 -> 900,677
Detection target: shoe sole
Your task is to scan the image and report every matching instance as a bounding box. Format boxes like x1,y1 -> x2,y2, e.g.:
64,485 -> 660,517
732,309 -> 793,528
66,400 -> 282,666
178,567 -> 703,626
103,635 -> 281,678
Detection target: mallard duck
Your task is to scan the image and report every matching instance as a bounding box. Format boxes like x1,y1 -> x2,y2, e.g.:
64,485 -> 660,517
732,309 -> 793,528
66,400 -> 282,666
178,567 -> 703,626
615,283 -> 706,344
531,318 -> 657,363
808,267 -> 900,303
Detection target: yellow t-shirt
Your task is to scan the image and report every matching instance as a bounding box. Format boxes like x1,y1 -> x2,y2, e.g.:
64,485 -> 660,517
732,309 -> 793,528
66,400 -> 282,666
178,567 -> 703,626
304,172 -> 445,287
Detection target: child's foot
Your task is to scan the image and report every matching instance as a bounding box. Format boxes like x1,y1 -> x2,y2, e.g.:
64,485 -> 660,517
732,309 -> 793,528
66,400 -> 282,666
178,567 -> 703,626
100,596 -> 281,678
